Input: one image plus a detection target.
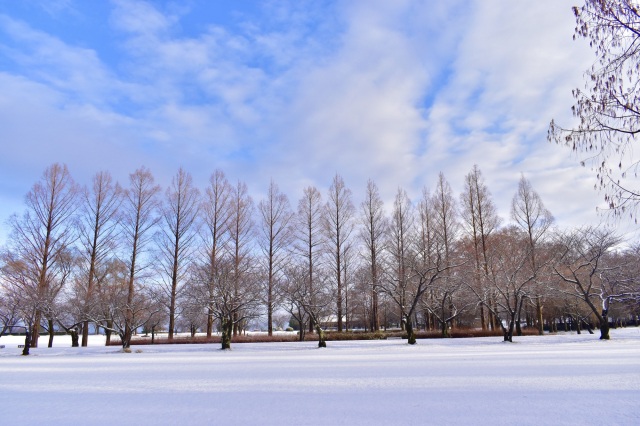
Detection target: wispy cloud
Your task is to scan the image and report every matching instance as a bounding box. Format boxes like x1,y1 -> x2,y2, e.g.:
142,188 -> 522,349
0,0 -> 617,243
418,1 -> 597,223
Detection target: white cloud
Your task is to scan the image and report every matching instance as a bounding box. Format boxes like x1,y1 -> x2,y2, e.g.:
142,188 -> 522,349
110,0 -> 173,36
259,1 -> 465,202
417,0 -> 598,227
0,0 -> 628,245
0,15 -> 128,106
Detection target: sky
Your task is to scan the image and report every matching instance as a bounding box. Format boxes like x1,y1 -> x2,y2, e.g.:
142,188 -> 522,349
0,0 -> 629,245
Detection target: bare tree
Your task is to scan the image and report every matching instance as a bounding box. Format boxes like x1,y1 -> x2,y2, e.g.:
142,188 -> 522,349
81,252 -> 164,349
381,241 -> 455,344
511,175 -> 554,268
120,167 -> 160,348
282,262 -> 332,347
97,275 -> 163,349
422,245 -> 476,337
0,281 -> 20,339
417,188 -> 438,330
3,163 -> 79,348
384,188 -> 415,332
90,257 -> 129,345
475,226 -> 538,342
77,171 -> 122,346
176,286 -> 207,337
200,170 -> 232,337
433,173 -> 458,266
549,1 -> 640,218
140,283 -> 167,343
323,174 -> 354,332
430,172 -> 461,333
358,179 -> 387,331
341,238 -> 358,330
378,186 -> 460,344
1,244 -> 76,350
460,165 -> 500,330
411,176 -> 471,337
294,186 -> 325,334
553,226 -> 637,340
39,247 -> 87,348
281,264 -> 310,341
49,254 -> 87,348
511,175 -> 554,335
157,167 -> 200,339
257,180 -> 294,336
0,255 -> 37,354
192,255 -> 261,350
228,180 -> 255,336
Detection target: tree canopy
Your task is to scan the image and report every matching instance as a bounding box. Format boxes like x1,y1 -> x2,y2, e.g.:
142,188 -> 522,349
549,0 -> 640,219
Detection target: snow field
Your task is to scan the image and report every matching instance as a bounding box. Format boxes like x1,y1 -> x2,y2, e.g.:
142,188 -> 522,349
1,328 -> 639,425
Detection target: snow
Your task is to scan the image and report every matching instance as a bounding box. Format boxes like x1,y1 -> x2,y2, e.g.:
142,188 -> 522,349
1,329 -> 639,425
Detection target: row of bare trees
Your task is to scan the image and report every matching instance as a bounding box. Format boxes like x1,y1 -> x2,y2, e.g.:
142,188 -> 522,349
1,163 -> 639,352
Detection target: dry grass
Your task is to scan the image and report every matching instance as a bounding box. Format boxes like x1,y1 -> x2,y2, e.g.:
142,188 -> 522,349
106,327 -> 540,346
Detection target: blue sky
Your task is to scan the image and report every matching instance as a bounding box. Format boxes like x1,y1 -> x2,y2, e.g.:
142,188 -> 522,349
0,0 -> 626,244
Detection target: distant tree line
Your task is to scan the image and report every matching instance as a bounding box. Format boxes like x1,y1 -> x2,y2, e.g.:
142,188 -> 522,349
1,163 -> 639,353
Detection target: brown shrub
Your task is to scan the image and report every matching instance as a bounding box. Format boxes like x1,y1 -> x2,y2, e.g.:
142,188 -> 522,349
106,327 -> 540,346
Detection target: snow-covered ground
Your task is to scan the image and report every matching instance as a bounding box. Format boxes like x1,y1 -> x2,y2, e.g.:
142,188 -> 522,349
1,328 -> 639,425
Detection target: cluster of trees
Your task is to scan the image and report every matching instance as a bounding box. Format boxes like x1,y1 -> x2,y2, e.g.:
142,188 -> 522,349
1,163 -> 639,354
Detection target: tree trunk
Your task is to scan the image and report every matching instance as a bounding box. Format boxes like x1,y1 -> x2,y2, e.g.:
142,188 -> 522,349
371,288 -> 380,331
503,316 -> 514,342
337,283 -> 343,333
221,318 -> 232,350
315,324 -> 326,348
441,320 -> 450,338
207,308 -> 214,338
31,311 -> 41,348
48,318 -> 55,348
232,312 -> 238,337
583,320 -> 594,334
449,299 -> 456,331
22,330 -> 31,356
479,303 -> 487,331
81,320 -> 90,347
267,270 -> 274,336
405,317 -> 416,345
515,296 -> 524,337
297,310 -> 306,341
168,307 -> 175,340
105,320 -> 113,346
122,311 -> 133,349
69,327 -> 79,347
121,327 -> 132,349
508,319 -> 515,342
536,297 -> 544,335
599,311 -> 610,340
491,297 -> 499,330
